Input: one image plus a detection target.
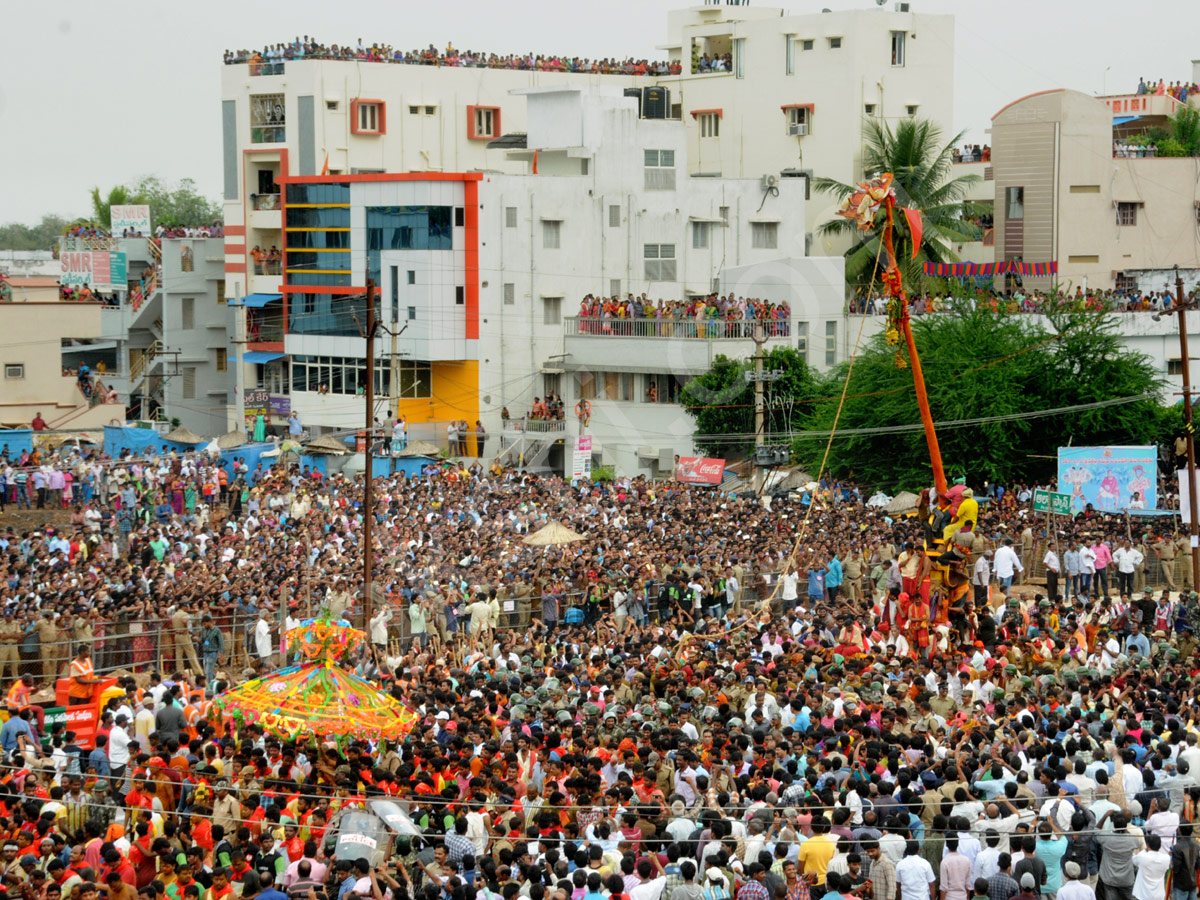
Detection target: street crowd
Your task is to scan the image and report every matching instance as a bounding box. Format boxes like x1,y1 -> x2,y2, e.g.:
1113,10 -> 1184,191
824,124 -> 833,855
0,443 -> 1198,900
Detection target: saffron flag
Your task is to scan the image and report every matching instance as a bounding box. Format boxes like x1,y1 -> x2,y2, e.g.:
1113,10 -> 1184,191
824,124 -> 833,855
901,207 -> 923,261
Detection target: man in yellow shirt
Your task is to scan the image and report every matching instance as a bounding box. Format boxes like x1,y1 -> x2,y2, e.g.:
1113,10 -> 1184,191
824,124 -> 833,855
796,817 -> 838,887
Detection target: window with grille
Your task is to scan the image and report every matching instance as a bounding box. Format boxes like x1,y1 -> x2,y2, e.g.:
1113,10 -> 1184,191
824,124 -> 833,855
609,205 -> 621,227
1169,359 -> 1184,376
543,297 -> 562,325
825,320 -> 837,366
751,222 -> 779,250
215,348 -> 227,372
182,367 -> 197,400
796,322 -> 808,361
543,373 -> 560,396
505,207 -> 517,228
693,221 -> 711,250
542,220 -> 562,249
216,280 -> 226,305
891,31 -> 906,66
644,149 -> 676,191
699,113 -> 720,138
473,107 -> 496,138
503,283 -> 515,305
181,297 -> 195,330
644,244 -> 677,281
396,360 -> 432,398
1116,202 -> 1138,226
4,364 -> 24,379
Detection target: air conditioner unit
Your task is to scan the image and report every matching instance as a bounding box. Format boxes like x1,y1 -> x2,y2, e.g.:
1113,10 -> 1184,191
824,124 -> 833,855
788,123 -> 809,137
895,2 -> 910,11
761,173 -> 780,190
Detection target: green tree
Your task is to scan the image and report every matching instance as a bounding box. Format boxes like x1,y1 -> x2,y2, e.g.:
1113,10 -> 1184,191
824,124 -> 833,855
796,309 -> 1165,489
89,184 -> 148,229
1132,105 -> 1200,157
0,214 -> 73,251
132,176 -> 222,228
813,118 -> 982,289
681,346 -> 820,460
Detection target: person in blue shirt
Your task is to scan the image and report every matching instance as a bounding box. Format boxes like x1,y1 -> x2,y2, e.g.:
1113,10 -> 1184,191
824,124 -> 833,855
87,733 -> 111,776
0,708 -> 35,754
825,552 -> 844,603
1125,622 -> 1151,659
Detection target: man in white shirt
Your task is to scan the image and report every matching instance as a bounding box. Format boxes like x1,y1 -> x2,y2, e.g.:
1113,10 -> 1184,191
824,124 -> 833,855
255,609 -> 274,667
1057,861 -> 1095,900
1112,541 -> 1144,598
1043,547 -> 1060,600
781,567 -> 800,607
109,715 -> 133,777
895,841 -> 936,900
993,539 -> 1024,590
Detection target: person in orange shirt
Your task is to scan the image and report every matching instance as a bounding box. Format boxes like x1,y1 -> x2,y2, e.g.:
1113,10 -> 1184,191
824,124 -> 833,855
7,674 -> 45,737
68,646 -> 101,706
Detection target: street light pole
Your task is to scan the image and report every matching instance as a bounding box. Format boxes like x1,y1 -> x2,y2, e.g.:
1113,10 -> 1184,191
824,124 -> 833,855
1174,266 -> 1200,587
363,277 -> 377,630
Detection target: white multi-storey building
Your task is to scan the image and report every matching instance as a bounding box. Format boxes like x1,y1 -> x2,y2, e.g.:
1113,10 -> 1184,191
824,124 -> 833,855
227,86 -> 842,476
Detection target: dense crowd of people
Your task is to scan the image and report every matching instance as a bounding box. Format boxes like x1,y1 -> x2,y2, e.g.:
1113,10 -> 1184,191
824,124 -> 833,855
848,287 -> 1198,316
951,146 -> 991,163
0,436 -> 1199,900
573,295 -> 792,338
224,39 -> 683,76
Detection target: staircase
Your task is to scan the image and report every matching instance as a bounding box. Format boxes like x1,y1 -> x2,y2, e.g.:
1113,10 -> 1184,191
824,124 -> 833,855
498,417 -> 566,472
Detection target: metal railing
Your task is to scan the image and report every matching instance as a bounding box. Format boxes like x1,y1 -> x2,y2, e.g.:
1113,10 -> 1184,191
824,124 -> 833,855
501,415 -> 567,434
253,260 -> 283,275
251,193 -> 281,211
249,61 -> 285,76
565,315 -> 792,339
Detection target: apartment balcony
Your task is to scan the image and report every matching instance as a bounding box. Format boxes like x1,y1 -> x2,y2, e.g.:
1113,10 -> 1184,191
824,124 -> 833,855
562,315 -> 795,374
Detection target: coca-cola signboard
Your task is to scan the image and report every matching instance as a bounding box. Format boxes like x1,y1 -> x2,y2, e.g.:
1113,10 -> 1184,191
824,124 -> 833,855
674,456 -> 726,485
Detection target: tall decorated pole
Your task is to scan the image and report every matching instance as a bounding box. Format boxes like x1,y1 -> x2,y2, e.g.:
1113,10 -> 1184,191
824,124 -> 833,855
836,174 -> 947,497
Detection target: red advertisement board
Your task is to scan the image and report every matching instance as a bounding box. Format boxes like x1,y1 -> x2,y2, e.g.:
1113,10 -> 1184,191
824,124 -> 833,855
674,456 -> 726,485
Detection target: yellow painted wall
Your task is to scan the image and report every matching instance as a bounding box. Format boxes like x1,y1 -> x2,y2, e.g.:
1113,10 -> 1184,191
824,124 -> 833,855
395,359 -> 479,425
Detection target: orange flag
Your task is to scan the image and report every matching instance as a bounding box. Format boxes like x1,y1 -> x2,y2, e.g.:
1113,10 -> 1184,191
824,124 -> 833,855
901,207 -> 923,260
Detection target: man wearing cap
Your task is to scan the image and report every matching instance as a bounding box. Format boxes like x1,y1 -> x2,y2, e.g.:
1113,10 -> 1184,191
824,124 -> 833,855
213,781 -> 240,835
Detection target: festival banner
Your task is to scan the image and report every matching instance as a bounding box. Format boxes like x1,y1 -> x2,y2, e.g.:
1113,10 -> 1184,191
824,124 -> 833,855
1057,445 -> 1156,514
674,456 -> 726,485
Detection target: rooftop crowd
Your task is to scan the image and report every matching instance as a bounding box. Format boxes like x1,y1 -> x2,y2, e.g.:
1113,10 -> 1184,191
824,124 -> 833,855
0,434 -> 1198,900
849,287 -> 1199,316
1136,78 -> 1197,102
573,295 -> 792,338
224,39 -> 683,76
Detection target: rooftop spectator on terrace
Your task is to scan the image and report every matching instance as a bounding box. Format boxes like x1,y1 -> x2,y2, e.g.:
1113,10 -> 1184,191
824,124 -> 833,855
574,292 -> 791,338
224,37 -> 684,75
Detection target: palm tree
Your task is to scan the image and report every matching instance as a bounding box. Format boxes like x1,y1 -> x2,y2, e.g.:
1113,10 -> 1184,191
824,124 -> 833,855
813,118 -> 983,289
89,184 -> 148,230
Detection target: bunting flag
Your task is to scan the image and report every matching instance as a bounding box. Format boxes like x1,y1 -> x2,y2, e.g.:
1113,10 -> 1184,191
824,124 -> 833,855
922,260 -> 1058,278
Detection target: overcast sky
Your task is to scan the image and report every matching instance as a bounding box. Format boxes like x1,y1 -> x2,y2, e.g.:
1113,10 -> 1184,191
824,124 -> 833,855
2,0 -> 1194,226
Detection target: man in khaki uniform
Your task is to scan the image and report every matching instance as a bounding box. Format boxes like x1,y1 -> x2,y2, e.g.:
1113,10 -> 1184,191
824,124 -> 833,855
1176,533 -> 1194,591
512,581 -> 533,628
843,547 -> 863,604
170,604 -> 202,674
37,612 -> 60,684
0,613 -> 21,683
1155,535 -> 1178,591
1020,526 -> 1034,584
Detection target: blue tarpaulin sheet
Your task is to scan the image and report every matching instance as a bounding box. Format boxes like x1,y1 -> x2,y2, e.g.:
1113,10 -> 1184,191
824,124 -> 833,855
228,293 -> 282,308
239,351 -> 286,364
0,430 -> 33,459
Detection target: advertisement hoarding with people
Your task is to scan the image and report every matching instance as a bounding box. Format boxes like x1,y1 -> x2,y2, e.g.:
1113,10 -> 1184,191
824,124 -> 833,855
110,204 -> 151,236
1057,445 -> 1156,513
674,455 -> 726,485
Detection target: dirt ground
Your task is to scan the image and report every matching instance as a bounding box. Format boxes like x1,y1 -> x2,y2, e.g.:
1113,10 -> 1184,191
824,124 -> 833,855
0,507 -> 75,533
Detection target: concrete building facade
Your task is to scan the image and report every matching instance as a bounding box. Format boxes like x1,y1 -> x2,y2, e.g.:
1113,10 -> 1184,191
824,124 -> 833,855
232,87 -> 842,475
990,89 -> 1200,292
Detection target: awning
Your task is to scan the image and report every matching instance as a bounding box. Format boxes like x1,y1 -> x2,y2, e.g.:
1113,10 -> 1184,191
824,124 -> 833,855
239,351 -> 286,364
229,293 -> 283,308
688,215 -> 724,223
1113,116 -> 1143,125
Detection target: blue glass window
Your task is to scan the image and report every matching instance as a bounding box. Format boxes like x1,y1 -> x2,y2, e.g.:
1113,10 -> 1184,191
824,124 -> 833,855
366,206 -> 452,282
286,183 -> 350,205
285,207 -> 350,228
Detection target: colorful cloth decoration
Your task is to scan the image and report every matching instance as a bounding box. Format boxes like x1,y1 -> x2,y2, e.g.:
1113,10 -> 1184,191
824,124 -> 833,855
214,616 -> 418,747
922,261 -> 1058,277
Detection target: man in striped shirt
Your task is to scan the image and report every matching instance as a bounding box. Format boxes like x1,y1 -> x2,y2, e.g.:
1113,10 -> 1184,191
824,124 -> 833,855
865,841 -> 897,900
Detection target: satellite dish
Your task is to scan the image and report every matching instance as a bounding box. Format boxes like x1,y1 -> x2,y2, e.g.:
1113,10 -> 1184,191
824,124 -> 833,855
875,0 -> 887,5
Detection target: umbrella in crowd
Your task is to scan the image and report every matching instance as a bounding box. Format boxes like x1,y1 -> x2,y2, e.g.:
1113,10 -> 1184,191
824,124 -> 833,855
522,521 -> 585,546
885,490 -> 920,514
163,426 -> 205,444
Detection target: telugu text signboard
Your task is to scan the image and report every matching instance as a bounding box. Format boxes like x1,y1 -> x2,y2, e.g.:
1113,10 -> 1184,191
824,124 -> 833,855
110,204 -> 151,236
1032,489 -> 1073,516
1057,445 -> 1156,513
60,251 -> 128,291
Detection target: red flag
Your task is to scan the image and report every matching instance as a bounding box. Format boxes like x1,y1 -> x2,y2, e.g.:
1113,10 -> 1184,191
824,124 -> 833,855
901,207 -> 923,260
532,150 -> 538,175
320,154 -> 329,176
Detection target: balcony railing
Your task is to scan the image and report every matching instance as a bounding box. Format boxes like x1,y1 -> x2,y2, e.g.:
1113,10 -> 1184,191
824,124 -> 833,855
253,260 -> 283,275
501,416 -> 567,434
564,315 -> 791,339
252,193 -> 281,211
249,61 -> 285,76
